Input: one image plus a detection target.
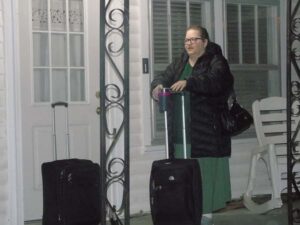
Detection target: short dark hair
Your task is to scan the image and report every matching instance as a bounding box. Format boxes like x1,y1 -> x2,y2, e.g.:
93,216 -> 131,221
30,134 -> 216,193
186,25 -> 210,41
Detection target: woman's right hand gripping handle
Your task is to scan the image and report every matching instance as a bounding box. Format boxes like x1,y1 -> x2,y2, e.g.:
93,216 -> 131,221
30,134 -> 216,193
152,84 -> 163,101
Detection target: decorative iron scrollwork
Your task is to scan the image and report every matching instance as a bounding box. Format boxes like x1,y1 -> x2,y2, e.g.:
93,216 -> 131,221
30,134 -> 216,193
100,0 -> 129,225
288,1 -> 300,224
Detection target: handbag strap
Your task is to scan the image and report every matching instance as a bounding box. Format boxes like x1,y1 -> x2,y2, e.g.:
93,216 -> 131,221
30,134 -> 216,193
229,88 -> 237,100
228,88 -> 237,108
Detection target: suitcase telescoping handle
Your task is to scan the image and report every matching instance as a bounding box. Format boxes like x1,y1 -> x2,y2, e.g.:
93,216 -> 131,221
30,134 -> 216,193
158,88 -> 187,159
51,101 -> 70,160
51,101 -> 68,108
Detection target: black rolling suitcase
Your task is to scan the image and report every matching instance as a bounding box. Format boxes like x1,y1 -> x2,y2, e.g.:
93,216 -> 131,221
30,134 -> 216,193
42,102 -> 100,225
150,89 -> 202,225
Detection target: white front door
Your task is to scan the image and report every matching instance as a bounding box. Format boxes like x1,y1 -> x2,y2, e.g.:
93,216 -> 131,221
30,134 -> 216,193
19,0 -> 100,220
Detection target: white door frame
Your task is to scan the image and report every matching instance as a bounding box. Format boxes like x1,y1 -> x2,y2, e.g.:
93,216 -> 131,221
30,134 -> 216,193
4,0 -> 24,224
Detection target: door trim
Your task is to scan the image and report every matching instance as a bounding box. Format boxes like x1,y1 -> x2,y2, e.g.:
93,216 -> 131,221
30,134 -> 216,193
5,0 -> 24,224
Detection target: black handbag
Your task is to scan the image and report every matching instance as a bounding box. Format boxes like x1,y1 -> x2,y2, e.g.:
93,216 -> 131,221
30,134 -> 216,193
221,94 -> 253,136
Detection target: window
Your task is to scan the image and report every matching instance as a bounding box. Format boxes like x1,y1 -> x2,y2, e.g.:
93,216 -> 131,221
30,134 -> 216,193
150,0 -> 211,144
32,0 -> 86,103
226,0 -> 280,138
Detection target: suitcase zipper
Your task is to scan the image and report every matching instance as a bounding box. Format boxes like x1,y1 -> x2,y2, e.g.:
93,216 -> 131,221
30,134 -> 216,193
58,169 -> 66,225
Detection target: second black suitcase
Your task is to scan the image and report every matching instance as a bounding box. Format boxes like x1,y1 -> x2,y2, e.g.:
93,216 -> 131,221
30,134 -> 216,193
150,90 -> 202,225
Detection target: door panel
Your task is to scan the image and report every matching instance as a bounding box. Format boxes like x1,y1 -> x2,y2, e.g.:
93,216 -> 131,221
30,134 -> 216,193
19,0 -> 100,220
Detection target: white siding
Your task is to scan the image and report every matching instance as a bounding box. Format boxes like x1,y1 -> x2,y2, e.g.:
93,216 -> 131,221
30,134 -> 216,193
0,0 -> 8,224
129,0 -> 149,214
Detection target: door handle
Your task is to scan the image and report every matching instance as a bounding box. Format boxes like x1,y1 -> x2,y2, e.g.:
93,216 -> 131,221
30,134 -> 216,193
95,91 -> 100,99
96,107 -> 101,115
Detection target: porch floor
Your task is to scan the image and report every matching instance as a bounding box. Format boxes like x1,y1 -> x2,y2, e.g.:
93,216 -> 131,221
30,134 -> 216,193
25,196 -> 300,225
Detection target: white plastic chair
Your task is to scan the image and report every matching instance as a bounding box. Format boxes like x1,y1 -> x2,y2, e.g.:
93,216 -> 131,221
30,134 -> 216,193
243,96 -> 300,213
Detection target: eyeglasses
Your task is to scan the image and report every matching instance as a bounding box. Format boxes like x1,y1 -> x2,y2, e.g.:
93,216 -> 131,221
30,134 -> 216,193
184,37 -> 203,44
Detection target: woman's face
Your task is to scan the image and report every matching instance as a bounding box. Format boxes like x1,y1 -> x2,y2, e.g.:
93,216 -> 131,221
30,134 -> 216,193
184,29 -> 208,58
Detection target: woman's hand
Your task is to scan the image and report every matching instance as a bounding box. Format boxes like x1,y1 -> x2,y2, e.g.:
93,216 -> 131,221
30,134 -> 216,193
152,84 -> 163,101
171,80 -> 187,92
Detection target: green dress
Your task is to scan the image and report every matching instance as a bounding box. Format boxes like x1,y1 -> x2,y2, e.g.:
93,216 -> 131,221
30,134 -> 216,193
173,63 -> 231,214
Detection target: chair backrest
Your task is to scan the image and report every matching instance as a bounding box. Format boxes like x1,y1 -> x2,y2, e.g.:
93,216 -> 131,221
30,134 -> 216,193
252,96 -> 300,155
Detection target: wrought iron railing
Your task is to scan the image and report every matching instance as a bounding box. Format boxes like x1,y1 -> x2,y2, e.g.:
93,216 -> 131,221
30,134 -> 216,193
100,1 -> 129,225
288,0 -> 300,224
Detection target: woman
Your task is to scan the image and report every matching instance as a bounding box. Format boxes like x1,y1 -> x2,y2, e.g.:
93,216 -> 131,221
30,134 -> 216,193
151,25 -> 234,225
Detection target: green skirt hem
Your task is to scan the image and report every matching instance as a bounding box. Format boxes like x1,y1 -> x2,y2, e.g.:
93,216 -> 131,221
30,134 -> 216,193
174,144 -> 232,213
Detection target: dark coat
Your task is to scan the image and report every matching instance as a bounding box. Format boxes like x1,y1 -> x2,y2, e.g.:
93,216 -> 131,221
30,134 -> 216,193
151,42 -> 234,158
